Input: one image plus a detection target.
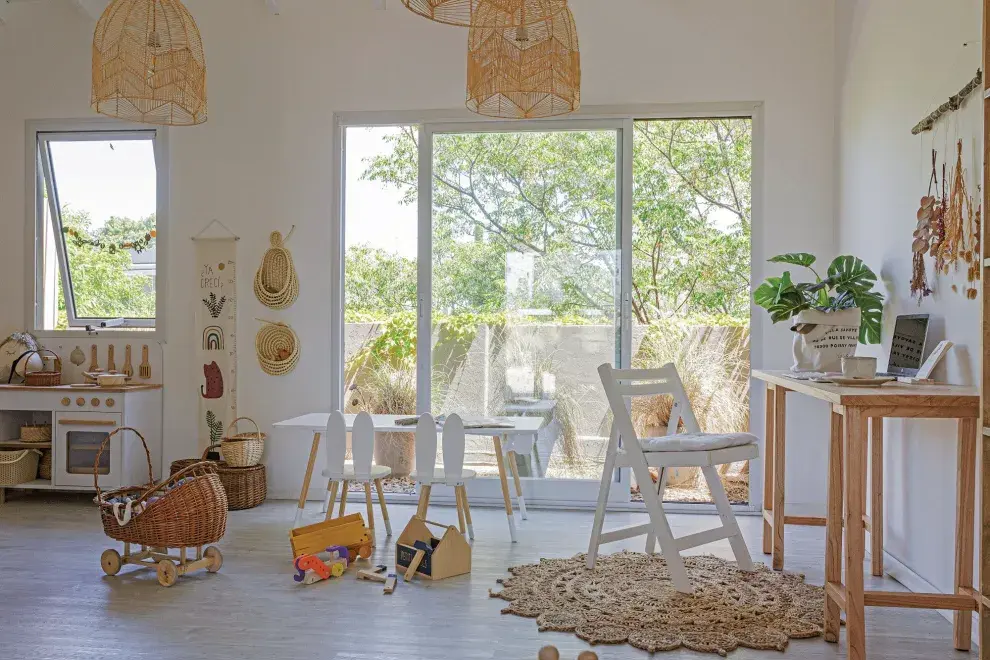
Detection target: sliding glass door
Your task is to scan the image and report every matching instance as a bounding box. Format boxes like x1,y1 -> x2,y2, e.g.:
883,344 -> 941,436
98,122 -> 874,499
337,111 -> 756,507
423,124 -> 624,502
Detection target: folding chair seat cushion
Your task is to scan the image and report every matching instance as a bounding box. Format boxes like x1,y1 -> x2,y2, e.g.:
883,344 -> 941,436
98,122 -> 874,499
639,431 -> 758,452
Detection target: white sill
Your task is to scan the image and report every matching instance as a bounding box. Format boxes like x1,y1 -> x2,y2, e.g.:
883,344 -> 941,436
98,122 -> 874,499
32,328 -> 163,342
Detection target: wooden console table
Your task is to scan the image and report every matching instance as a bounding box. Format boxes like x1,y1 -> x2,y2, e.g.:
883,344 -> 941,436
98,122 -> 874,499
752,370 -> 979,660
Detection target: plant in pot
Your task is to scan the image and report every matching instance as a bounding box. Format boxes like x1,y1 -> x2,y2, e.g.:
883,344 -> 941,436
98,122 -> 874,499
754,254 -> 884,372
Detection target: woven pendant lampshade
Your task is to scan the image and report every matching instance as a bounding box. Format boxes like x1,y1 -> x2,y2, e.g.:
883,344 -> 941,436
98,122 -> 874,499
402,0 -> 567,28
92,0 -> 207,126
467,5 -> 580,119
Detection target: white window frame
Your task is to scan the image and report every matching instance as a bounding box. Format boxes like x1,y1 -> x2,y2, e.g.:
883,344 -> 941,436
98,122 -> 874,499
331,103 -> 764,511
25,118 -> 170,339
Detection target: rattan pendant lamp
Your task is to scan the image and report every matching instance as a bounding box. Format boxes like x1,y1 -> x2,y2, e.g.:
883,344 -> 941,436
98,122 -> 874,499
92,0 -> 207,126
466,5 -> 580,119
402,0 -> 567,28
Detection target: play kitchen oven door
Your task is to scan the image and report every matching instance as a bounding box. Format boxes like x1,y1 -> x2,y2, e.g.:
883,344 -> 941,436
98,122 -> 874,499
54,412 -> 123,488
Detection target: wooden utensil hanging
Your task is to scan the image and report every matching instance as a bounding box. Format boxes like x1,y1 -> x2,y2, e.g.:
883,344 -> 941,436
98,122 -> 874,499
139,345 -> 151,380
107,345 -> 116,372
89,345 -> 99,372
122,345 -> 134,378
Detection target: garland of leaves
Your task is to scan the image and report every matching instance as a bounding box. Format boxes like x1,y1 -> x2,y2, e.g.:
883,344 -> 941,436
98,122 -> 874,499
62,227 -> 157,254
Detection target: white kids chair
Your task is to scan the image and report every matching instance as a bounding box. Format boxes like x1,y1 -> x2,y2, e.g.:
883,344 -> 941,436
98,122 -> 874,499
321,411 -> 392,541
590,363 -> 757,593
410,413 -> 476,539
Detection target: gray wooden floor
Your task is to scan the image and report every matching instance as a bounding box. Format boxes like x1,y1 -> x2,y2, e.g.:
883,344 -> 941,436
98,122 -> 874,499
0,492 -> 976,660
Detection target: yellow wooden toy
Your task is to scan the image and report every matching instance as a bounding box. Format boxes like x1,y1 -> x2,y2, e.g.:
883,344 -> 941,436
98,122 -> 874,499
290,513 -> 373,561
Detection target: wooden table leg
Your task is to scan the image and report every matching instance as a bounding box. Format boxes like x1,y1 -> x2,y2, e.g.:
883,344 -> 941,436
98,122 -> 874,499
824,409 -> 845,643
762,384 -> 775,555
507,448 -> 528,520
953,417 -> 977,651
772,385 -> 786,570
870,418 -> 884,577
844,407 -> 867,660
293,432 -> 321,527
493,434 -> 518,542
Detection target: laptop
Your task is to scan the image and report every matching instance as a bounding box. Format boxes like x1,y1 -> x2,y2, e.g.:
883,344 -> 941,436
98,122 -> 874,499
878,314 -> 930,377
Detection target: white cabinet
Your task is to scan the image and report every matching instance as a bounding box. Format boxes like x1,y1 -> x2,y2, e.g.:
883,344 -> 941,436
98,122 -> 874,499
0,385 -> 162,492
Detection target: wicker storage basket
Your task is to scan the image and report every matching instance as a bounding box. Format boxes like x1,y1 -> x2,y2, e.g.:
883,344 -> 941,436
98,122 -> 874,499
220,417 -> 267,467
19,349 -> 61,386
0,449 -> 42,486
96,427 -> 228,547
38,450 -> 52,480
21,424 -> 52,443
170,446 -> 267,511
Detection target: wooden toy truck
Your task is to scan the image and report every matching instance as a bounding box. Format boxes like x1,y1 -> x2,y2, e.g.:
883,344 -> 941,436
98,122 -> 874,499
395,516 -> 471,581
290,513 -> 373,561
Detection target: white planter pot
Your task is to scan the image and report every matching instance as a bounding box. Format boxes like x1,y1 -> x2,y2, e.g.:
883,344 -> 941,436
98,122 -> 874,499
790,308 -> 860,372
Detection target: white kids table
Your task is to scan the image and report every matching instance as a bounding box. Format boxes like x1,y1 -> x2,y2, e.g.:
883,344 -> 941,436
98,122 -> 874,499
273,413 -> 544,542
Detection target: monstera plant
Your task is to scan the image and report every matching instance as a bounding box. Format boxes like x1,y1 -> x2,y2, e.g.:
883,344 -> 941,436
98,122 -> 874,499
754,253 -> 884,345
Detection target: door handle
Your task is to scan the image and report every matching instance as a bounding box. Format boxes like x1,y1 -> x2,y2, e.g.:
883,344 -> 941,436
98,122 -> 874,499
59,419 -> 117,426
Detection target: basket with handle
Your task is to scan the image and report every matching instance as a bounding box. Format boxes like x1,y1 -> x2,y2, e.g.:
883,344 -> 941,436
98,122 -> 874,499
170,445 -> 267,511
220,416 -> 267,467
0,448 -> 42,485
12,349 -> 61,386
95,427 -> 228,547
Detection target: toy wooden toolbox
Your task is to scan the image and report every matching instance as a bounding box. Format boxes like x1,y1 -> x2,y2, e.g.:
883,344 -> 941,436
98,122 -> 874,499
289,513 -> 373,559
395,516 -> 471,580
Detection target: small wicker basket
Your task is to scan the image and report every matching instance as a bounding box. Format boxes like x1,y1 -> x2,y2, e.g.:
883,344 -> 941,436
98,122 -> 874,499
220,417 -> 267,468
170,446 -> 267,511
38,450 -> 52,480
18,349 -> 62,386
0,449 -> 42,486
20,424 -> 52,443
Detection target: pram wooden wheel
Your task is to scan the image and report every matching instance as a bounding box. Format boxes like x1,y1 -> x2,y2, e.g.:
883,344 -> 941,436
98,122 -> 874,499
100,549 -> 122,576
157,560 -> 178,587
205,546 -> 223,573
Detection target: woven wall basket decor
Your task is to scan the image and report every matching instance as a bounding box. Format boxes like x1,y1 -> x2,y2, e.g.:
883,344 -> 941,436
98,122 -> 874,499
256,320 -> 300,376
402,0 -> 567,28
254,228 -> 299,310
467,6 -> 580,119
92,0 -> 207,126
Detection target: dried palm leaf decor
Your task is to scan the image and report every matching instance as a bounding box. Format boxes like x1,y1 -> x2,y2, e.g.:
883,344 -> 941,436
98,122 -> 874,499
92,0 -> 207,126
467,5 -> 580,119
402,0 -> 567,28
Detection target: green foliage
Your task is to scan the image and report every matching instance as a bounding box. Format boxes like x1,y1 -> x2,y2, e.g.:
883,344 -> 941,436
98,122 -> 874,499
356,119 -> 752,325
206,410 -> 223,444
754,253 -> 884,344
56,208 -> 156,327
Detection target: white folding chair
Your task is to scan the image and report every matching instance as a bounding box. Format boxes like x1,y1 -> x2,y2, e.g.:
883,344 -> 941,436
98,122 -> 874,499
321,411 -> 392,541
590,363 -> 757,593
410,413 -> 476,539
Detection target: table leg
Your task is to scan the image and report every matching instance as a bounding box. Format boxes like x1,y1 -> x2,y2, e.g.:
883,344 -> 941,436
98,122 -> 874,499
772,386 -> 786,570
844,408 -> 867,660
824,409 -> 844,643
507,448 -> 528,520
762,384 -> 775,555
953,417 -> 977,651
870,418 -> 884,577
338,481 -> 349,517
493,434 -> 518,542
293,432 -> 321,527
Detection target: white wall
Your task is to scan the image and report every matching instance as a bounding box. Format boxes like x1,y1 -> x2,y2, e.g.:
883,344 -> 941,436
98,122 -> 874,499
0,0 -> 838,505
836,0 -> 982,596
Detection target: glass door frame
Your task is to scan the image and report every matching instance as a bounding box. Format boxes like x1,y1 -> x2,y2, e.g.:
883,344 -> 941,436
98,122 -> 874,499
332,103 -> 763,511
417,119 -> 632,506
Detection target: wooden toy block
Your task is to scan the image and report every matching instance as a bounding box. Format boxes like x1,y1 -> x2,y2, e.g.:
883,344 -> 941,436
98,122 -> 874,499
395,516 -> 471,581
404,549 -> 426,581
357,569 -> 388,583
383,574 -> 397,594
289,513 -> 373,560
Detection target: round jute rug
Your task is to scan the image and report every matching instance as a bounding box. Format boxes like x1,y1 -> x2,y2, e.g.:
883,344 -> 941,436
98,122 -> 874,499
490,552 -> 825,656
